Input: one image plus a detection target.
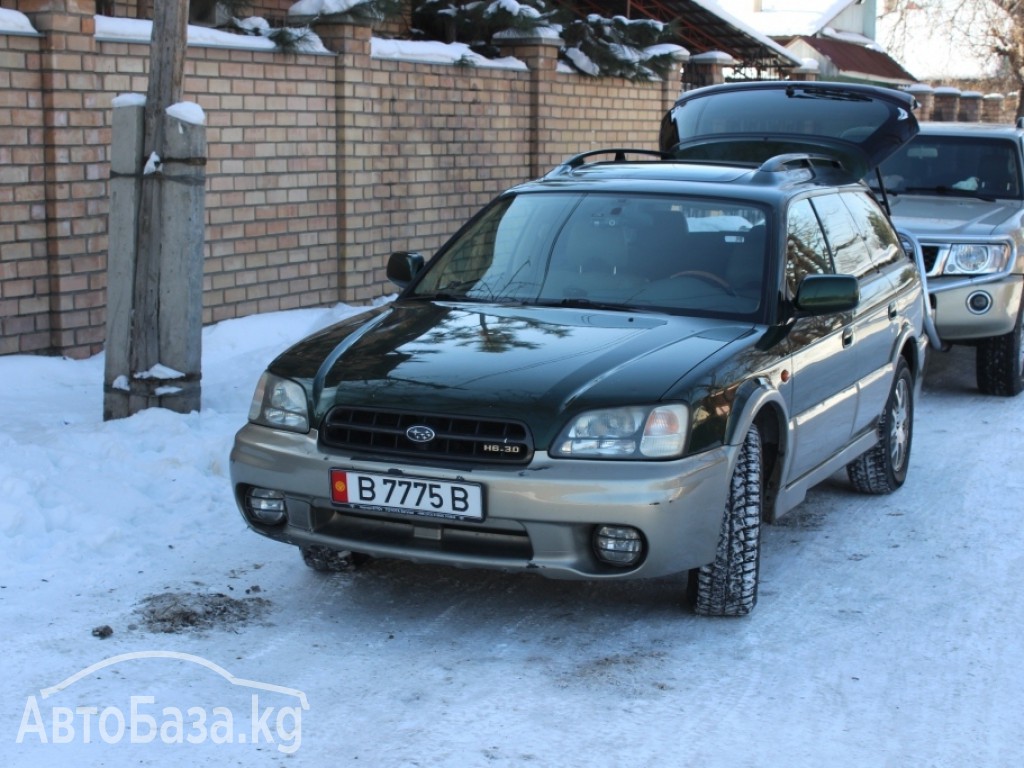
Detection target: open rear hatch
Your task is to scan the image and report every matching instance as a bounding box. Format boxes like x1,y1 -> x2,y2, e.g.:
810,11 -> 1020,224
660,81 -> 919,182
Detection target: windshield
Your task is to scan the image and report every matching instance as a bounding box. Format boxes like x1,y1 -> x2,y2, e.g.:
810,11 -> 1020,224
871,135 -> 1022,200
410,192 -> 770,321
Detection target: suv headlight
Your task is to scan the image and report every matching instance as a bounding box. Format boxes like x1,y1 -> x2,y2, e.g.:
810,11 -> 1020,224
247,372 -> 310,433
551,404 -> 688,459
943,243 -> 1011,275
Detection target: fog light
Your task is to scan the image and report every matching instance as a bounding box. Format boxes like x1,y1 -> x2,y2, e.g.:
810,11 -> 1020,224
246,487 -> 287,525
967,291 -> 992,314
593,525 -> 644,567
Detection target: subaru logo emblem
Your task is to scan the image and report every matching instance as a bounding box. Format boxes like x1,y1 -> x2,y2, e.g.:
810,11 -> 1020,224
406,425 -> 436,443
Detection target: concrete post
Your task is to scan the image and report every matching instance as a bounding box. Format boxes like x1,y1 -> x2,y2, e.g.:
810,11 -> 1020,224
104,100 -> 145,421
155,109 -> 207,414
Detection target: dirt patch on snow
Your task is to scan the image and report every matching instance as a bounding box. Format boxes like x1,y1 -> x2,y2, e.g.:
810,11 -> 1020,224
137,591 -> 271,634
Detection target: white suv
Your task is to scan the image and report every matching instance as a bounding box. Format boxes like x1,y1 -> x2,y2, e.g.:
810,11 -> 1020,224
873,122 -> 1024,395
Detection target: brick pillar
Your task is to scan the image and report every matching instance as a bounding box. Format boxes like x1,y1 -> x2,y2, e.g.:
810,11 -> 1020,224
683,51 -> 736,90
497,35 -> 563,178
1006,92 -> 1020,124
19,0 -> 107,357
0,12 -> 46,354
790,60 -> 819,82
982,93 -> 1005,123
310,20 -> 374,303
907,83 -> 934,122
958,90 -> 982,122
932,87 -> 961,122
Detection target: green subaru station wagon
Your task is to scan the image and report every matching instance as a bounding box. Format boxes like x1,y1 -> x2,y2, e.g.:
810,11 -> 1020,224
231,82 -> 928,616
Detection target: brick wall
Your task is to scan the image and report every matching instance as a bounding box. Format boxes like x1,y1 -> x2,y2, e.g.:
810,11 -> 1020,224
0,2 -> 674,357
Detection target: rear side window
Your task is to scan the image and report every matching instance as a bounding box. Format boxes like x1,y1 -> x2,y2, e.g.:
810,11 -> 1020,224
809,193 -> 876,278
785,198 -> 834,294
840,190 -> 905,269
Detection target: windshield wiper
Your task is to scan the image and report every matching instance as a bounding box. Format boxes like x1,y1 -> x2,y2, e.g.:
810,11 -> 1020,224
903,185 -> 996,202
409,291 -> 486,303
532,297 -> 636,312
784,85 -> 870,102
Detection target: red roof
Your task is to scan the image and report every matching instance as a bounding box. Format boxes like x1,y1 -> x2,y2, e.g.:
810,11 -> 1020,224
793,35 -> 917,83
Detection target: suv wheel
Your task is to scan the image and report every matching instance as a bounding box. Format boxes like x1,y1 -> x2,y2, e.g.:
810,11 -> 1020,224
976,298 -> 1024,396
847,358 -> 913,494
690,425 -> 762,617
301,545 -> 370,572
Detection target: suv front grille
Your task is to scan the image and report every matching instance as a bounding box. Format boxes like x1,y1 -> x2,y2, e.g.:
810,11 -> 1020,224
920,245 -> 940,274
320,407 -> 534,464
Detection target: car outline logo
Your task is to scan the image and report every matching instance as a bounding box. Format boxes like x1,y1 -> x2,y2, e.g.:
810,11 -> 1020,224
406,425 -> 436,443
38,650 -> 309,708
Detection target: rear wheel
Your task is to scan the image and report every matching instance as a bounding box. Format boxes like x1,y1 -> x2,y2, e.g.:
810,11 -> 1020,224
976,298 -> 1024,396
300,545 -> 370,572
690,425 -> 763,617
847,358 -> 913,494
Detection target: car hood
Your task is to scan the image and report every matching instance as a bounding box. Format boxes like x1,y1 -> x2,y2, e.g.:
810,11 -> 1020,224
660,81 -> 919,181
270,302 -> 755,430
888,194 -> 1024,238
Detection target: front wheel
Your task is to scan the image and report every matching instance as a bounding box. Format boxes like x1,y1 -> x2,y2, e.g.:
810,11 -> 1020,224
301,545 -> 371,572
847,358 -> 913,494
976,298 -> 1024,396
690,425 -> 763,617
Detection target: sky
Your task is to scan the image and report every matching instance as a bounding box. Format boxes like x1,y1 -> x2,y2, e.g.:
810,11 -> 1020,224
1,299 -> 1022,767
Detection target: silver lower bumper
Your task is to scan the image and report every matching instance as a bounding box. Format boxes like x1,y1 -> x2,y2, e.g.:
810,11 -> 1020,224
229,424 -> 738,580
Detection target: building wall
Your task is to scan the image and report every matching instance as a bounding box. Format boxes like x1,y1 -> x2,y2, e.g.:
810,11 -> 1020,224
1,3 -> 674,357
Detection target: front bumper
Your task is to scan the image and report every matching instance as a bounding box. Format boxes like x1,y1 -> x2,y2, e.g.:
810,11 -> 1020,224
229,424 -> 737,580
930,275 -> 1023,340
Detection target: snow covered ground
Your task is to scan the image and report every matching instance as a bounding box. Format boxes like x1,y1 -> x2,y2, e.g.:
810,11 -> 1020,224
2,303 -> 1022,767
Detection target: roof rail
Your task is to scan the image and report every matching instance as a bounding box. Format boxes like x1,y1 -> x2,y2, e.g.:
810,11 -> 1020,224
545,148 -> 673,178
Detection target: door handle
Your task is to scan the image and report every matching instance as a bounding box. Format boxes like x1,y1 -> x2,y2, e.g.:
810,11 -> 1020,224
842,327 -> 854,347
888,301 -> 898,320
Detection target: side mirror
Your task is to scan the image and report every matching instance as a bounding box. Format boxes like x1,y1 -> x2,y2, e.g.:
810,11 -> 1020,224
794,274 -> 859,315
386,251 -> 424,288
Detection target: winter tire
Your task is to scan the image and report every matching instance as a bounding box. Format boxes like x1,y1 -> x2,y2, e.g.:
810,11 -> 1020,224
847,358 -> 913,494
976,298 -> 1024,396
301,545 -> 369,572
690,425 -> 763,617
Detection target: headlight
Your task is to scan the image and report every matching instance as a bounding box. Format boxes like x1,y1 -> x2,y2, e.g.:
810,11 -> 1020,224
943,243 -> 1011,275
551,404 -> 688,459
247,372 -> 310,433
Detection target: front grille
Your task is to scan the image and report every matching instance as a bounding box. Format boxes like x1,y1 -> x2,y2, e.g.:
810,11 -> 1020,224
310,505 -> 534,561
921,245 -> 940,274
320,407 -> 534,464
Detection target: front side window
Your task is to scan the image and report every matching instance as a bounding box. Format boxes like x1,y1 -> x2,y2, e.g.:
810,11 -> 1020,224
410,192 -> 770,321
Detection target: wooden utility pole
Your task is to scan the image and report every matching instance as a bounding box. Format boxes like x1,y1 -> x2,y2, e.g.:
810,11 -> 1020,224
104,0 -> 207,419
130,0 -> 189,380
